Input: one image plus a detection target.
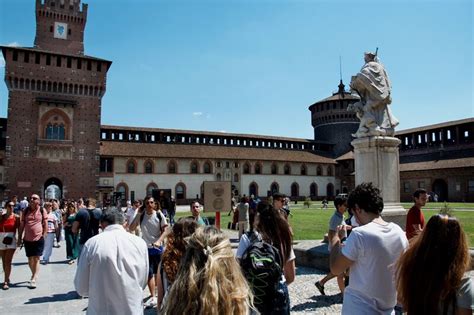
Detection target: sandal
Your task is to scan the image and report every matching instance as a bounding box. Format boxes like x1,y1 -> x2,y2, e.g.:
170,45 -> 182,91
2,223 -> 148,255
68,259 -> 75,265
2,282 -> 9,290
29,279 -> 37,289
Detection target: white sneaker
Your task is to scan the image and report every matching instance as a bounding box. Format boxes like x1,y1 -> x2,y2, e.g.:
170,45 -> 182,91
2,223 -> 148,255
144,297 -> 157,309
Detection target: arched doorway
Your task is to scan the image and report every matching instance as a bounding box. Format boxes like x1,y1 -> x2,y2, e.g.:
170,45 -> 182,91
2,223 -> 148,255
326,183 -> 334,199
249,182 -> 258,197
432,179 -> 448,202
291,182 -> 299,197
44,178 -> 62,200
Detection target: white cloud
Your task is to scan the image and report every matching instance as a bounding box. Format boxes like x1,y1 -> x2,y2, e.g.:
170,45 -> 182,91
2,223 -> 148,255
219,130 -> 227,133
7,42 -> 20,47
192,112 -> 203,117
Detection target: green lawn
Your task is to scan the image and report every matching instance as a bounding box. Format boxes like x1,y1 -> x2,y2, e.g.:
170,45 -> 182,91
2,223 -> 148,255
177,202 -> 474,245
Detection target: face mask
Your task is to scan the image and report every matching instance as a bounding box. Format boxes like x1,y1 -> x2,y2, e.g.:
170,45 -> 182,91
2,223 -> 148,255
351,215 -> 359,227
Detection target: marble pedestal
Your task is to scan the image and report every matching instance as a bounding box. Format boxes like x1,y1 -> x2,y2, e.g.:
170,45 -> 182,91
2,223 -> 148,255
351,136 -> 407,229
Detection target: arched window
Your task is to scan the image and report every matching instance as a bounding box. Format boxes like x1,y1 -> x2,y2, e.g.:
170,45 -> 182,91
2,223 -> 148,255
327,165 -> 333,176
41,109 -> 71,140
116,183 -> 128,201
300,164 -> 307,175
326,183 -> 334,198
317,165 -> 322,176
203,161 -> 212,174
255,163 -> 262,174
284,164 -> 291,175
175,183 -> 186,200
46,123 -> 65,140
168,160 -> 177,174
271,163 -> 278,175
270,182 -> 279,195
190,161 -> 199,174
146,182 -> 158,197
291,182 -> 299,197
216,173 -> 222,181
249,182 -> 258,197
243,162 -> 250,174
310,183 -> 318,197
234,173 -> 239,182
126,159 -> 136,173
144,160 -> 154,174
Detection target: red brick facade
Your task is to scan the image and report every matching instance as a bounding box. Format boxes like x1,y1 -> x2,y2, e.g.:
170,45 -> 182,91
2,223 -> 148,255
1,0 -> 111,199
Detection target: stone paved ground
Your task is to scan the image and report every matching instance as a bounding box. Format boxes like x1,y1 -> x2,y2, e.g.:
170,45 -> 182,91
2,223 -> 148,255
0,236 -> 343,315
1,234 -> 472,315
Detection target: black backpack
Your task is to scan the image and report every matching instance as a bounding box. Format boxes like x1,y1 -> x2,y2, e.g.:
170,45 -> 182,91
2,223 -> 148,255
240,231 -> 288,314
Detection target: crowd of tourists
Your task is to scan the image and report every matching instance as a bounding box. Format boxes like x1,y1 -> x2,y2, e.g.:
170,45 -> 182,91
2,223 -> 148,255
0,184 -> 472,314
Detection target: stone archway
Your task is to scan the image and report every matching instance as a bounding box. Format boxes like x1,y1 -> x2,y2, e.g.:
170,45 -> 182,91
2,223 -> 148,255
44,177 -> 62,200
432,179 -> 448,202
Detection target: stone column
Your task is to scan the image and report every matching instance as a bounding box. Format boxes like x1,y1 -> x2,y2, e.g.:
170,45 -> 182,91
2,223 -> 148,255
351,136 -> 407,229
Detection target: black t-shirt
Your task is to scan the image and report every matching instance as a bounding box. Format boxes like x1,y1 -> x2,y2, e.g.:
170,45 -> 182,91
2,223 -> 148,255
75,207 -> 102,244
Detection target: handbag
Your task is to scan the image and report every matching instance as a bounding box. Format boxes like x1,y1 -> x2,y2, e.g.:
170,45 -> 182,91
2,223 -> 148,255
2,236 -> 13,245
2,221 -> 13,245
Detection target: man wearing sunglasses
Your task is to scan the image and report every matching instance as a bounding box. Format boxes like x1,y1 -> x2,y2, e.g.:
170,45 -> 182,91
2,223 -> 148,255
129,196 -> 168,309
18,194 -> 48,289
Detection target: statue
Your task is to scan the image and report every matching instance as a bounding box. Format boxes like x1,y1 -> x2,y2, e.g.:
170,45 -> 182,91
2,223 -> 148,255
348,50 -> 399,138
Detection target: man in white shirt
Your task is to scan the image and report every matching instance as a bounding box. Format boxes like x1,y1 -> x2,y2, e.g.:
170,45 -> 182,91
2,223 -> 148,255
74,208 -> 148,315
330,183 -> 408,315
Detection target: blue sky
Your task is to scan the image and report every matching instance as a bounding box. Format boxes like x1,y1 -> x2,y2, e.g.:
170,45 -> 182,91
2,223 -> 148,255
0,0 -> 472,139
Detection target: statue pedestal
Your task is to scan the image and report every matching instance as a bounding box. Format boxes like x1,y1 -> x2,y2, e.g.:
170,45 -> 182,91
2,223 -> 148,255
351,136 -> 407,229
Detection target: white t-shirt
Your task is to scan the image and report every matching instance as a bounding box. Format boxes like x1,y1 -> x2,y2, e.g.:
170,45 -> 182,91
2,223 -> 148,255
341,221 -> 408,315
140,210 -> 167,248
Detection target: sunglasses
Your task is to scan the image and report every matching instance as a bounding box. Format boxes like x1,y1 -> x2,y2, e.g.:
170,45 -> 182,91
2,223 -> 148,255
31,197 -> 39,200
192,206 -> 200,209
7,204 -> 14,207
147,201 -> 155,205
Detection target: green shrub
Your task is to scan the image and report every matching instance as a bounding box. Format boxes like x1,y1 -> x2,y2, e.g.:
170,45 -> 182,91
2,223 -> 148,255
439,202 -> 453,216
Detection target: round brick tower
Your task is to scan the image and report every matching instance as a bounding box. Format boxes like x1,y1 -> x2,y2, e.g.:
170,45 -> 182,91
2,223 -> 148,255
309,81 -> 360,158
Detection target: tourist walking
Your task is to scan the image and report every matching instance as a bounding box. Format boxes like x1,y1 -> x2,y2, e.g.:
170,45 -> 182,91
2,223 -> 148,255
236,201 -> 295,314
18,194 -> 48,289
162,226 -> 254,315
75,208 -> 148,315
129,196 -> 168,309
0,200 -> 20,290
190,201 -> 209,226
396,214 -> 473,314
405,188 -> 428,240
159,216 -> 198,304
315,195 -> 349,295
237,196 -> 250,239
51,199 -> 63,247
63,202 -> 80,264
329,183 -> 408,314
72,198 -> 102,257
41,202 -> 58,265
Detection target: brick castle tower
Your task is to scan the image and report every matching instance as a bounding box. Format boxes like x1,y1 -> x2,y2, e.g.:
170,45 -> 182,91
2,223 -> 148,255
1,0 -> 111,199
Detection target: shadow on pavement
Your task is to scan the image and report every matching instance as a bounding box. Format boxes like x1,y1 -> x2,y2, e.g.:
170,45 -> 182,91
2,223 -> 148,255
291,293 -> 343,312
25,290 -> 81,304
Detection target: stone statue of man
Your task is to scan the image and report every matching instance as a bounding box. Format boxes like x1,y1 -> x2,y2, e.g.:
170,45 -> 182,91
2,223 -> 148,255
349,51 -> 399,138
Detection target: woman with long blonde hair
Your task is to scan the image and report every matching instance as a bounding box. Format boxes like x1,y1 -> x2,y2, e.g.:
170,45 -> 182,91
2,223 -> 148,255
396,214 -> 473,314
162,226 -> 254,315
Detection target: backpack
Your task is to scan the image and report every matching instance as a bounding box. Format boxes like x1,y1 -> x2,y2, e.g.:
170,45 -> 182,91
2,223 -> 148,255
240,231 -> 288,314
